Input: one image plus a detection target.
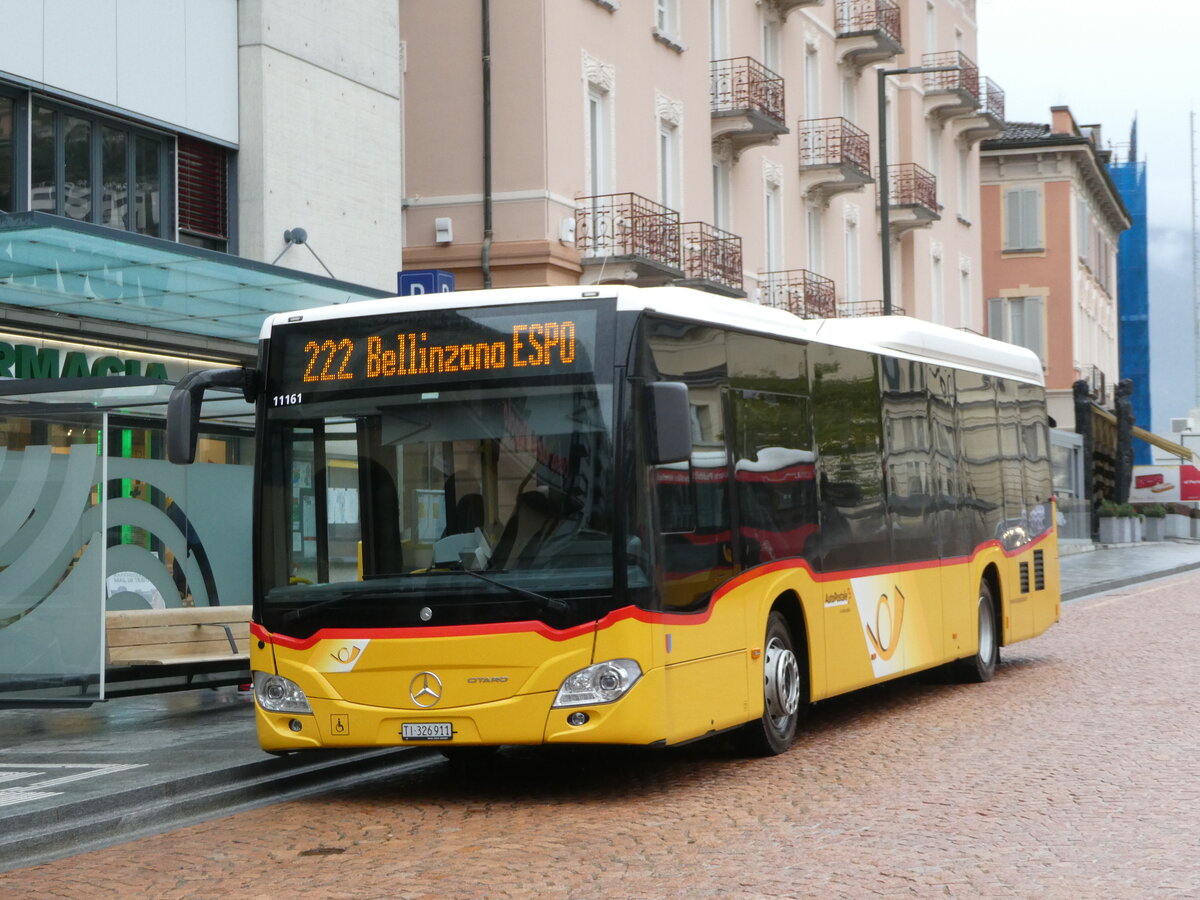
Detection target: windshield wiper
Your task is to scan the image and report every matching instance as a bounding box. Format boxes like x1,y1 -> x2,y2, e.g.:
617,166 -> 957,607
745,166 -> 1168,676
460,568 -> 568,614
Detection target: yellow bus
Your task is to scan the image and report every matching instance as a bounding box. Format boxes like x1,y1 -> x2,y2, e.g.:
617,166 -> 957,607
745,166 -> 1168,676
168,285 -> 1059,756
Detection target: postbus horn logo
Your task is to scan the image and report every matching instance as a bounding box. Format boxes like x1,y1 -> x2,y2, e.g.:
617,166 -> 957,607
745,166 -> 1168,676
409,672 -> 443,708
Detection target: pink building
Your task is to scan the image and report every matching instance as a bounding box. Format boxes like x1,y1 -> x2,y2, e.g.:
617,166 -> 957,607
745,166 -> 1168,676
979,107 -> 1130,429
400,0 -> 1003,329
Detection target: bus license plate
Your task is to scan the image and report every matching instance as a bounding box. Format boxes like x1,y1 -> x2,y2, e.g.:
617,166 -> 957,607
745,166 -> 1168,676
402,722 -> 453,741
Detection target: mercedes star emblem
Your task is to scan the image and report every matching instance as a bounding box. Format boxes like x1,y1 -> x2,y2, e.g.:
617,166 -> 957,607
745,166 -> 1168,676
409,671 -> 443,708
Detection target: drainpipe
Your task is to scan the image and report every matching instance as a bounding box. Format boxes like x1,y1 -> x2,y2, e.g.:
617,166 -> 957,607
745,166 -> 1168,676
481,0 -> 493,288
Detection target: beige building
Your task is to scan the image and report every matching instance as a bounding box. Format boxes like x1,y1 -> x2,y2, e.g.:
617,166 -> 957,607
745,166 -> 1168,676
401,0 -> 1003,329
979,107 -> 1130,429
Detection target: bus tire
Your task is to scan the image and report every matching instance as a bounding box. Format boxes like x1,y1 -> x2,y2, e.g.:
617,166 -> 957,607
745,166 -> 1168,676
738,611 -> 805,756
954,579 -> 998,683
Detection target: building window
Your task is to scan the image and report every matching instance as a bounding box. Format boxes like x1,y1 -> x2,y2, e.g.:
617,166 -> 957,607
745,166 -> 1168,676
178,136 -> 230,251
0,94 -> 13,212
930,245 -> 944,324
988,296 -> 1045,361
586,84 -> 612,196
658,118 -> 680,210
762,12 -> 781,72
957,146 -> 970,220
1004,186 -> 1042,251
806,202 -> 823,273
712,156 -> 731,231
709,0 -> 728,59
804,45 -> 820,119
764,180 -> 781,272
843,208 -> 860,303
841,73 -> 857,123
958,256 -> 972,328
654,0 -> 682,48
30,101 -> 172,238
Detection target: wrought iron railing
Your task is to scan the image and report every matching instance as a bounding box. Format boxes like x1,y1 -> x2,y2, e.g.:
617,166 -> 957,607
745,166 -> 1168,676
682,222 -> 743,294
981,77 -> 1005,121
880,163 -> 937,212
798,117 -> 871,173
841,300 -> 906,317
835,0 -> 901,45
711,57 -> 786,125
576,192 -> 681,269
922,51 -> 980,102
760,269 -> 837,319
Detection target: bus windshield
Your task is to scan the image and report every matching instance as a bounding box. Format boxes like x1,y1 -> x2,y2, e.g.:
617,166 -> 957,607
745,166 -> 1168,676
259,381 -> 622,632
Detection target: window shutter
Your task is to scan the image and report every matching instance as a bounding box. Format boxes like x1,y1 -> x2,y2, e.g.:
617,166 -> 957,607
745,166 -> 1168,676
1024,296 -> 1045,362
987,297 -> 1005,340
1004,189 -> 1022,249
178,136 -> 228,241
1019,188 -> 1039,249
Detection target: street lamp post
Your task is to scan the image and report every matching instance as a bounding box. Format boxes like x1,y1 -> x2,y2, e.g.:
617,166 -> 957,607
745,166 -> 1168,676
877,64 -> 959,316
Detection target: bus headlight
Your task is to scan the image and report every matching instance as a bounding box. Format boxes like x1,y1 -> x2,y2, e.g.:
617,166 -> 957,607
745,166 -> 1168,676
552,659 -> 642,708
253,671 -> 313,714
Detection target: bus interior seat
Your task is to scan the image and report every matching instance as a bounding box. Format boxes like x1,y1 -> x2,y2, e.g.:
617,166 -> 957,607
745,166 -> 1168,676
490,489 -> 555,568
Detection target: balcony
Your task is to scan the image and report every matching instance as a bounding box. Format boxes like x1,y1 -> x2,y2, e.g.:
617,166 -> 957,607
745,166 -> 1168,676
955,76 -> 1006,144
879,163 -> 939,234
835,0 -> 902,70
711,57 -> 788,156
679,222 -> 745,298
922,51 -> 981,121
797,117 -> 873,201
765,0 -> 825,17
761,268 -> 837,319
841,300 -> 906,317
576,192 -> 683,285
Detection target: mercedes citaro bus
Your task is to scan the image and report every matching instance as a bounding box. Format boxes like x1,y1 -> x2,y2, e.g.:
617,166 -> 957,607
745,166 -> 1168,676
168,285 -> 1059,756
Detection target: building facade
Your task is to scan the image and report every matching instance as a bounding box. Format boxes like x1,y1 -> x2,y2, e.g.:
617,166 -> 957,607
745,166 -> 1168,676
0,0 -> 400,702
401,0 -> 1003,329
979,107 -> 1130,431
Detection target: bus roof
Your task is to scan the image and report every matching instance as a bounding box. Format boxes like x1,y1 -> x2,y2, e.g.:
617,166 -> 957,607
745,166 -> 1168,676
262,284 -> 1045,386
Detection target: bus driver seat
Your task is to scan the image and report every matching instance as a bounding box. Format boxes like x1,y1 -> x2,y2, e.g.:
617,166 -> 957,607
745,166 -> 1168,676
489,489 -> 554,568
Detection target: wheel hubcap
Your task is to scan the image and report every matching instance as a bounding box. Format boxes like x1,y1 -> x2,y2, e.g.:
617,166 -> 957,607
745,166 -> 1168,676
764,636 -> 800,731
978,597 -> 995,663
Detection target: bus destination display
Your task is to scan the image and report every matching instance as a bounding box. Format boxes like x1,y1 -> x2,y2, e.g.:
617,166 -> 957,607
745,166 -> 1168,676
272,306 -> 597,398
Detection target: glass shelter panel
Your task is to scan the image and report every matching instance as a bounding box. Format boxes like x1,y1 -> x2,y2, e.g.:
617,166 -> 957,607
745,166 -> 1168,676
0,399 -> 253,705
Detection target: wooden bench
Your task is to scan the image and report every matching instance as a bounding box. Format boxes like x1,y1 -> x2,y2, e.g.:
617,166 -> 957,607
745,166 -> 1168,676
103,605 -> 253,697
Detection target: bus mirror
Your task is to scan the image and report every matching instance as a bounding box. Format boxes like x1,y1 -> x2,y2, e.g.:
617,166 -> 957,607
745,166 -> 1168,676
647,382 -> 691,465
167,367 -> 254,464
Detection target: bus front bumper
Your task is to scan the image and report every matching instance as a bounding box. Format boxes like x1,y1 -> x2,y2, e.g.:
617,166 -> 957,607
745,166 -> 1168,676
254,666 -> 668,753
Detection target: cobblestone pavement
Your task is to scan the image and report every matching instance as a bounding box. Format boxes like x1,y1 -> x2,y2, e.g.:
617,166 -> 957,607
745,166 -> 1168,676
5,571 -> 1200,900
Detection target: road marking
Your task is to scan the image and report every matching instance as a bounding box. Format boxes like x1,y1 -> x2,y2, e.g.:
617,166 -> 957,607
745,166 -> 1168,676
0,763 -> 146,808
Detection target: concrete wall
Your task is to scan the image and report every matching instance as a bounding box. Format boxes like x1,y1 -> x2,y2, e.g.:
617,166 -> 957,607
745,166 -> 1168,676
0,0 -> 238,144
237,0 -> 404,291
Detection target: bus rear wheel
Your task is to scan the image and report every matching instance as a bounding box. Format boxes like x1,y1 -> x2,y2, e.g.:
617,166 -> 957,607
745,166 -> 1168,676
954,580 -> 998,683
738,611 -> 805,756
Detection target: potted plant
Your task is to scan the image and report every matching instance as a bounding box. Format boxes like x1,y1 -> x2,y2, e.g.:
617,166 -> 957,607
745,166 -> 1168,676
1096,499 -> 1121,544
1117,503 -> 1139,542
1139,504 -> 1166,542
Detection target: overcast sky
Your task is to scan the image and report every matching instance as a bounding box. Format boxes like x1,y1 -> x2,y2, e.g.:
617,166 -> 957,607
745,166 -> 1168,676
976,1 -> 1198,434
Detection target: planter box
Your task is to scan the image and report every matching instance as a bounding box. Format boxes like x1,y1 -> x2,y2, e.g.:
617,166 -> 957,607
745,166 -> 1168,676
1193,518 -> 1200,540
1098,517 -> 1121,543
1132,518 -> 1143,542
1143,518 -> 1165,541
1166,514 -> 1191,540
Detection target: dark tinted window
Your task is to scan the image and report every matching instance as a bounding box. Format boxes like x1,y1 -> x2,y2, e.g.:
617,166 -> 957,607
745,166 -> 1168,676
957,371 -> 1003,547
881,357 -> 933,563
810,344 -> 886,571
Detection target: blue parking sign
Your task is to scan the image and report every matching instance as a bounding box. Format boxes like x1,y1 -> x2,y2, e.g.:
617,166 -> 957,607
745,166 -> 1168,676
398,269 -> 455,296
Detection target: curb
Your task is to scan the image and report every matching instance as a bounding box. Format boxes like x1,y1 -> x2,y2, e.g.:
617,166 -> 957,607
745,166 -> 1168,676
1061,560 -> 1200,602
0,746 -> 439,874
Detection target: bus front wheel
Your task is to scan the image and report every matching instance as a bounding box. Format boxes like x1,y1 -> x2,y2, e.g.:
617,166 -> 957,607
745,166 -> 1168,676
954,580 -> 998,683
738,611 -> 805,756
